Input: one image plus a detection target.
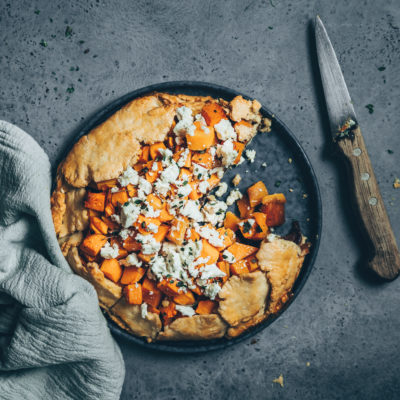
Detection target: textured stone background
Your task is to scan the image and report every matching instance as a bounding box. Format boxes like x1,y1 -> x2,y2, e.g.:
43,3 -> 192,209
1,0 -> 400,399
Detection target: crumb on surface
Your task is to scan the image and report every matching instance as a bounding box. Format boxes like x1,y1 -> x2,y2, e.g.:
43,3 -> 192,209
306,362 -> 310,367
273,374 -> 284,388
232,174 -> 241,186
394,178 -> 400,189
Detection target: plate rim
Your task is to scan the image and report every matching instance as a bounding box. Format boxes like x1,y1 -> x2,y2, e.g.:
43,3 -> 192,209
57,80 -> 322,353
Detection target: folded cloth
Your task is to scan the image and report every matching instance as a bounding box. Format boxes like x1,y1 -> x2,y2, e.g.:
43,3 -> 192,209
0,121 -> 125,399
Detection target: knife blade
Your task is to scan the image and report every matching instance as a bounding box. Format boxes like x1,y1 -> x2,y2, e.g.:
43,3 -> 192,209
315,16 -> 400,280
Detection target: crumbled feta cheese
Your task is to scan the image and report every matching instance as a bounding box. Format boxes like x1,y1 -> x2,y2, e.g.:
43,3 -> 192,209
118,166 -> 139,187
245,149 -> 256,163
195,224 -> 225,247
195,113 -> 206,124
143,205 -> 161,218
158,148 -> 174,166
141,303 -> 148,319
232,174 -> 241,186
161,163 -> 180,183
203,282 -> 221,300
148,223 -> 159,233
200,264 -> 226,280
126,253 -> 142,267
217,139 -> 238,167
192,163 -> 209,180
100,242 -> 120,259
177,183 -> 192,198
202,200 -> 227,226
149,255 -> 168,279
261,162 -> 267,167
198,180 -> 210,194
120,198 -> 141,227
238,157 -> 245,165
110,187 -> 120,193
209,146 -> 216,157
222,250 -> 236,263
215,182 -> 228,197
226,189 -> 243,206
214,119 -> 237,141
138,177 -> 152,197
154,179 -> 170,196
119,228 -> 131,240
111,214 -> 121,224
210,167 -> 224,179
177,148 -> 190,168
136,233 -> 161,255
174,106 -> 196,137
180,200 -> 204,222
175,305 -> 196,317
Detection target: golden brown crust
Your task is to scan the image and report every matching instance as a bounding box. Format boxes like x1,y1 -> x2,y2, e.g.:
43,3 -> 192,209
157,314 -> 227,341
235,122 -> 257,142
66,247 -> 122,309
59,232 -> 84,257
109,299 -> 162,340
256,237 -> 306,314
226,309 -> 267,338
229,95 -> 262,123
218,271 -> 269,327
50,189 -> 66,236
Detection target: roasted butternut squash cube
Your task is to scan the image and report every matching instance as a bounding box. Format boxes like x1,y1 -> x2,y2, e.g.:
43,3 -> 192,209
226,242 -> 258,262
100,259 -> 122,283
80,234 -> 107,257
157,279 -> 183,297
84,192 -> 106,212
217,261 -> 230,283
150,142 -> 166,160
260,193 -> 287,227
90,216 -> 108,235
167,217 -> 189,245
201,102 -> 226,126
120,266 -> 146,285
233,141 -> 245,164
224,211 -> 241,232
191,152 -> 214,169
111,190 -> 128,207
230,260 -> 250,275
247,181 -> 269,208
142,278 -> 162,308
236,195 -> 253,219
96,179 -> 118,191
173,290 -> 195,305
196,300 -> 217,314
186,121 -> 215,151
124,283 -> 142,305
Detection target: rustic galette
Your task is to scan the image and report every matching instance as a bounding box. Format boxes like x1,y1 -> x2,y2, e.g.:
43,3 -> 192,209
51,92 -> 310,342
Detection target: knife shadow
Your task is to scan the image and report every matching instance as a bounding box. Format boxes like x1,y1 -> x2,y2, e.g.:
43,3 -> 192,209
306,20 -> 387,285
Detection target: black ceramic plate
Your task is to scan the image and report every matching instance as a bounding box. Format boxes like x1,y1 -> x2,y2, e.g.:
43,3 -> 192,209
61,81 -> 322,353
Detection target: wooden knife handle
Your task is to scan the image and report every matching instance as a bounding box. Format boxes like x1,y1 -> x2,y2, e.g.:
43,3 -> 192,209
336,126 -> 400,280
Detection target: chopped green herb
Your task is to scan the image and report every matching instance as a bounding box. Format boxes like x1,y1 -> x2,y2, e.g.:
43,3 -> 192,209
124,201 -> 129,207
268,26 -> 273,30
274,180 -> 281,188
34,9 -> 40,15
39,39 -> 48,47
49,18 -> 53,23
66,86 -> 74,94
134,199 -> 142,204
365,104 -> 374,114
255,225 -> 263,233
183,180 -> 188,185
169,280 -> 174,284
141,222 -> 145,229
84,48 -> 90,54
243,221 -> 252,233
177,281 -> 186,287
378,66 -> 386,71
78,40 -> 85,44
222,254 -> 227,259
387,149 -> 394,154
65,26 -> 73,37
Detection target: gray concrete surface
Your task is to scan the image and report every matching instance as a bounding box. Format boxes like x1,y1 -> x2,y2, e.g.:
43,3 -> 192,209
1,0 -> 400,399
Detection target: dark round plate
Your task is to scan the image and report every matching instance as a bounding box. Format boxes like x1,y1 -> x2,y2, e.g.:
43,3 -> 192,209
61,81 -> 322,353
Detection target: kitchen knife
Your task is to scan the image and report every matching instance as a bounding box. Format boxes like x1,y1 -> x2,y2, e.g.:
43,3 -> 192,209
315,16 -> 400,280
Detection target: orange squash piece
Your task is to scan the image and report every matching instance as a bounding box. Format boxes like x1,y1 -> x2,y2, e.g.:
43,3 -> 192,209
230,260 -> 250,275
251,212 -> 268,240
109,238 -> 128,259
157,279 -> 183,297
111,190 -> 128,207
260,193 -> 287,227
247,181 -> 269,208
215,227 -> 235,251
90,216 -> 108,235
120,266 -> 146,285
159,205 -> 174,222
146,193 -> 163,210
173,290 -> 195,305
135,215 -> 161,234
201,102 -> 226,126
207,174 -> 220,190
138,146 -> 150,163
96,178 -> 118,191
196,300 -> 217,314
186,121 -> 215,151
173,149 -> 192,168
150,142 -> 166,160
178,168 -> 192,182
138,252 -> 155,263
167,217 -> 189,245
153,224 -> 169,242
238,217 -> 257,240
191,152 -> 214,169
237,195 -> 253,219
186,227 -> 200,241
142,278 -> 162,308
122,236 -> 141,252
80,234 -> 107,257
100,259 -> 122,283
233,141 -> 245,164
217,261 -> 230,283
145,161 -> 162,183
224,211 -> 241,232
104,202 -> 115,218
124,283 -> 143,305
226,242 -> 258,262
188,182 -> 200,200
160,301 -> 177,325
84,192 -> 106,212
200,239 -> 220,265
101,216 -> 119,231
126,184 -> 137,197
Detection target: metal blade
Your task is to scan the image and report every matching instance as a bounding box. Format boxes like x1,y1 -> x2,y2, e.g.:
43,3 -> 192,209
315,16 -> 357,136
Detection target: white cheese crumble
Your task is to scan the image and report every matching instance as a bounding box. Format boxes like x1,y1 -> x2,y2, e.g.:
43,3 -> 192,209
143,205 -> 161,218
245,149 -> 256,163
160,163 -> 180,183
226,189 -> 243,206
135,233 -> 161,255
177,148 -> 190,168
175,305 -> 196,317
111,214 -> 121,224
118,166 -> 139,187
177,183 -> 192,198
192,163 -> 210,180
200,264 -> 226,280
217,139 -> 238,167
138,177 -> 152,198
261,162 -> 267,167
141,303 -> 148,319
214,119 -> 237,141
119,228 -> 131,240
120,198 -> 142,227
202,200 -> 227,226
110,187 -> 119,193
203,282 -> 221,300
181,200 -> 204,222
147,223 -> 159,233
215,182 -> 228,197
222,250 -> 236,263
154,179 -> 170,196
198,180 -> 210,194
126,253 -> 142,267
195,224 -> 224,247
100,242 -> 120,259
174,106 -> 196,137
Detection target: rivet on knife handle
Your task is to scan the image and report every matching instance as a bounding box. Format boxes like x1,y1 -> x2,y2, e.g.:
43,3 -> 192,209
315,16 -> 400,280
336,124 -> 400,280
